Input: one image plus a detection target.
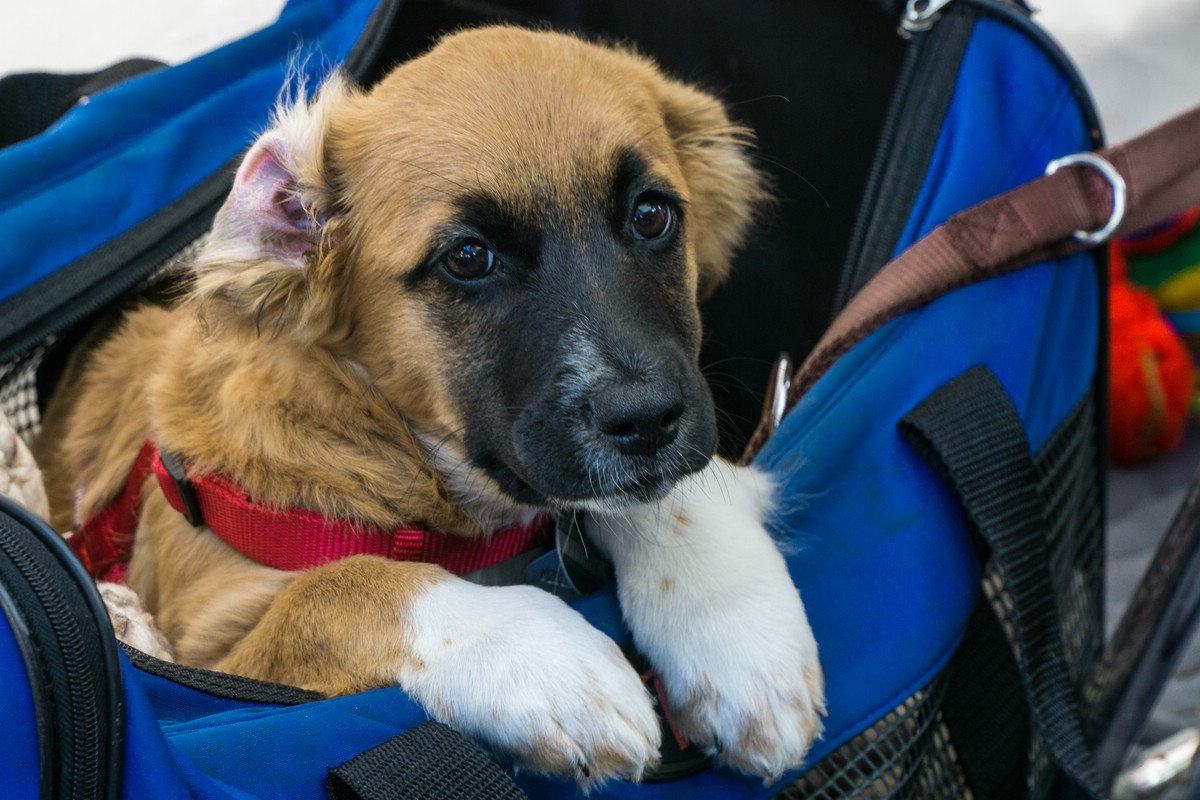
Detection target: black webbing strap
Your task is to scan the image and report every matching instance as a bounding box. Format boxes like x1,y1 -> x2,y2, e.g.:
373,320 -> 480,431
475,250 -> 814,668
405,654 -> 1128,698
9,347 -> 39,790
898,366 -> 1106,799
326,721 -> 527,800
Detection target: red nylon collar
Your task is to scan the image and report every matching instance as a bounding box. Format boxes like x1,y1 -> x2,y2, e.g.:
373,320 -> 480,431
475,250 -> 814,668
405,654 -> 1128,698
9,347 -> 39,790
71,441 -> 551,581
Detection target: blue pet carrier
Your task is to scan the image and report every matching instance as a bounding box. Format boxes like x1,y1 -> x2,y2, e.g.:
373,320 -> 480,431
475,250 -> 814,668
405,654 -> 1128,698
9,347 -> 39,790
4,0 -> 1200,797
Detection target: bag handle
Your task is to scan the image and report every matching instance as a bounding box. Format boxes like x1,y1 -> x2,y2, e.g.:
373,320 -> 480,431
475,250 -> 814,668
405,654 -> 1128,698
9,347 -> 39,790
743,102 -> 1200,461
326,720 -> 528,800
898,366 -> 1107,799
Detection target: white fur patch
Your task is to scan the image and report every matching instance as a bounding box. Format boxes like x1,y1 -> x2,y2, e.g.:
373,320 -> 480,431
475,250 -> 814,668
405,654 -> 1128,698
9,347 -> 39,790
398,579 -> 660,789
588,458 -> 825,780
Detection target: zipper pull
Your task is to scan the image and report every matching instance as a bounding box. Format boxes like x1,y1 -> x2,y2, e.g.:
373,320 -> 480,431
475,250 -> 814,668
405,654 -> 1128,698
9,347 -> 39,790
899,0 -> 956,37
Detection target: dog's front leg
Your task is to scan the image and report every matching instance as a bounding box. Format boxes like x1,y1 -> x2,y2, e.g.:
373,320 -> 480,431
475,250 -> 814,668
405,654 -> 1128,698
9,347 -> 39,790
588,458 -> 825,781
214,555 -> 659,788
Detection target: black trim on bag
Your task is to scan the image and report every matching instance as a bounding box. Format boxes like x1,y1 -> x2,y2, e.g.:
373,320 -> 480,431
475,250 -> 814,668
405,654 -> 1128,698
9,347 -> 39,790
121,643 -> 326,706
343,0 -> 407,86
898,366 -> 1104,798
0,160 -> 235,366
326,721 -> 528,800
0,59 -> 165,150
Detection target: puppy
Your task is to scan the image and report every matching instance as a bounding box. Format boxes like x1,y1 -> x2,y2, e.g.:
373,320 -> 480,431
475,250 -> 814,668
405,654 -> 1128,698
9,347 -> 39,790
55,26 -> 824,788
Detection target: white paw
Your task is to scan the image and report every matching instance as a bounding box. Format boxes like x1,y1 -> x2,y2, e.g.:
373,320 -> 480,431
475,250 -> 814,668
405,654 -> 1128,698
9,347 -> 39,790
398,580 -> 660,789
661,612 -> 825,780
588,458 -> 826,781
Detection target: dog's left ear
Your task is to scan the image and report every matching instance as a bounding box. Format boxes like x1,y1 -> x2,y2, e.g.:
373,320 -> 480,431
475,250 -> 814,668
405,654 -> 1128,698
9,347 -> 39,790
654,78 -> 769,300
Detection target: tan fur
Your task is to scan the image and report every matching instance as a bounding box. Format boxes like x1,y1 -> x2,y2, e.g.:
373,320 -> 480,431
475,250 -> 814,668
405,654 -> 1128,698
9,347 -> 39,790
46,26 -> 765,701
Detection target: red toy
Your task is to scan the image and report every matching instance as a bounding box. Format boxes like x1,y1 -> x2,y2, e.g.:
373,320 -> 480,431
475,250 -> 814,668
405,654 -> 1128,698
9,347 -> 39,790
1108,244 -> 1195,465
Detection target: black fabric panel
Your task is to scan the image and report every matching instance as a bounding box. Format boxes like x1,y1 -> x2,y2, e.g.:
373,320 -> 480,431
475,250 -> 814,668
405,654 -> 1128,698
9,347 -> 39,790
327,721 -> 527,800
834,6 -> 975,311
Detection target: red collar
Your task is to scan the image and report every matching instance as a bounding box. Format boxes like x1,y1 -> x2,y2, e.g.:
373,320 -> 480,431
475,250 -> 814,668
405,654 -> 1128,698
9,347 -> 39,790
71,441 -> 551,583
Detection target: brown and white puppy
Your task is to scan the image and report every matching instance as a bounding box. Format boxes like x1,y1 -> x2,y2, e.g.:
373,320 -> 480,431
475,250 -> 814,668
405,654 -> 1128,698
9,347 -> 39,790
56,26 -> 823,788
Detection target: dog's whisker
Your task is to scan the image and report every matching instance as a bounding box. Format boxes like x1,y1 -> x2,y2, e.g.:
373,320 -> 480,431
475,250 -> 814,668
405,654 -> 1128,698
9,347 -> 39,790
746,150 -> 830,209
700,353 -> 774,373
724,93 -> 793,110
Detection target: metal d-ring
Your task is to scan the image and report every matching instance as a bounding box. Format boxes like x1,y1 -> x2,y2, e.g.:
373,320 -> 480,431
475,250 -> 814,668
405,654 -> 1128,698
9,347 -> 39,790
1045,151 -> 1128,245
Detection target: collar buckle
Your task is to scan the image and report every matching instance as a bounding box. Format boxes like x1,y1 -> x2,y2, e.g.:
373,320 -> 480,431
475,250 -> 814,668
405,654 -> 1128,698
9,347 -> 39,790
159,449 -> 205,527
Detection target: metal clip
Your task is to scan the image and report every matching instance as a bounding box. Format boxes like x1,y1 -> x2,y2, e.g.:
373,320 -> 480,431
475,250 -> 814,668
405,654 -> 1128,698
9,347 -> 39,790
1112,727 -> 1200,799
761,353 -> 794,438
160,449 -> 205,528
900,0 -> 957,36
1045,151 -> 1128,245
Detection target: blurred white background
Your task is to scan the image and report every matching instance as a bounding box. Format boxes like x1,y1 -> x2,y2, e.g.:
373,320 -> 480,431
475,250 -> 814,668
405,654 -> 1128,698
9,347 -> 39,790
0,0 -> 286,76
1036,0 -> 1200,140
1,0 -> 1197,142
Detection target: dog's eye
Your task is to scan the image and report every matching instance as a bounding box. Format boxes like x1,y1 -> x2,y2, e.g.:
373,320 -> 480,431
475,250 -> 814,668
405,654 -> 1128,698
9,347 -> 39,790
629,197 -> 674,240
441,240 -> 496,280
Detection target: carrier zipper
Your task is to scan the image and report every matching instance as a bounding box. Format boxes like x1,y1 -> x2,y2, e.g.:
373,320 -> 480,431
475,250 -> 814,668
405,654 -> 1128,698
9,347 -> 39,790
0,164 -> 231,366
833,0 -> 1103,316
900,0 -> 958,37
833,3 -> 974,313
0,496 -> 124,799
343,0 -> 404,86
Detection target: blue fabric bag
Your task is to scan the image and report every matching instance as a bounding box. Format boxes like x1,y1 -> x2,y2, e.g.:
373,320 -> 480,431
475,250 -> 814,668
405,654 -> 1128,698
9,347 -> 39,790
0,0 -> 1141,797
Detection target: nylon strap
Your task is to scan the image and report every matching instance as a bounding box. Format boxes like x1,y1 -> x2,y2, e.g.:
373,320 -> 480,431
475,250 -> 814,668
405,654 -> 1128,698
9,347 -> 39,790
800,102 -> 1200,399
71,442 -> 551,580
149,446 -> 551,574
898,366 -> 1105,799
743,102 -> 1200,462
326,721 -> 526,800
70,441 -> 159,583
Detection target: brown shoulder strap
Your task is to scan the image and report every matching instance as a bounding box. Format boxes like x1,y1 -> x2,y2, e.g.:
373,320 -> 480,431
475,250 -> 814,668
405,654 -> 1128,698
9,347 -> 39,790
742,103 -> 1200,461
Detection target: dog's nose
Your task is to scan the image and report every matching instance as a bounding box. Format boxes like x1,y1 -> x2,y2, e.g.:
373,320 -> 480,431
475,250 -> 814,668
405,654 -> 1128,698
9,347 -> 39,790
589,384 -> 684,457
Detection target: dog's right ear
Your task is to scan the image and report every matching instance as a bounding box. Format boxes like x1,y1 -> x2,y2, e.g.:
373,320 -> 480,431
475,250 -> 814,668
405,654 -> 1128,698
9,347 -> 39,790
218,133 -> 324,268
190,74 -> 355,338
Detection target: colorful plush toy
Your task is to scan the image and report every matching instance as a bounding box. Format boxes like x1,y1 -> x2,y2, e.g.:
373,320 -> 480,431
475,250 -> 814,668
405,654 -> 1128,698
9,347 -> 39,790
1108,210 -> 1199,465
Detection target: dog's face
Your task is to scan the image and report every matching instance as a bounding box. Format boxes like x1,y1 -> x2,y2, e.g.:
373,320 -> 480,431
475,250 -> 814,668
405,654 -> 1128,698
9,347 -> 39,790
194,27 -> 765,518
